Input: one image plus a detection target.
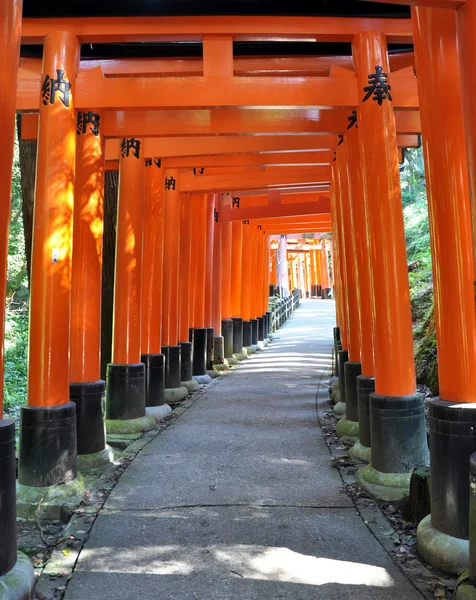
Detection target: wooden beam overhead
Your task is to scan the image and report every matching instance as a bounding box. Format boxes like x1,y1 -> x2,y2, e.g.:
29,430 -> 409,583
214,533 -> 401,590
20,16 -> 413,44
220,199 -> 330,221
361,0 -> 463,9
19,108 -> 421,139
180,167 -> 330,192
101,134 -> 420,161
16,73 -> 418,111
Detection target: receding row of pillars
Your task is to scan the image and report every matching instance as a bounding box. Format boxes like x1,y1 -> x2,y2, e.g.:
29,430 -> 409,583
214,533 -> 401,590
0,11 -> 301,586
329,11 -> 476,583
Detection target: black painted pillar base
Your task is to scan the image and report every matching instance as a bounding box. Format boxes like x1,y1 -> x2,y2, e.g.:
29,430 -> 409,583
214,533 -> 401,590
105,363 -> 146,422
251,319 -> 259,345
178,343 -> 193,382
141,354 -> 166,407
370,392 -> 429,474
427,400 -> 476,540
257,316 -> 265,342
189,328 -> 207,376
357,375 -> 375,449
162,346 -> 182,389
344,362 -> 362,423
0,419 -> 17,575
206,327 -> 215,370
333,327 -> 341,376
213,336 -> 225,365
337,349 -> 349,403
232,318 -> 243,354
243,320 -> 253,347
262,314 -> 269,339
70,380 -> 106,456
222,319 -> 234,358
18,402 -> 77,487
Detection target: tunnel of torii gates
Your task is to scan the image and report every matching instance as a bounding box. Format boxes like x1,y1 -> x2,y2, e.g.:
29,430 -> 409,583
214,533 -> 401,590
4,0 -> 476,594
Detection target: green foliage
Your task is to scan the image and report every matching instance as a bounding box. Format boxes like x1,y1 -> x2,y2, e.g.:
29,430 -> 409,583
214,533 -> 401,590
4,138 -> 29,415
400,147 -> 438,394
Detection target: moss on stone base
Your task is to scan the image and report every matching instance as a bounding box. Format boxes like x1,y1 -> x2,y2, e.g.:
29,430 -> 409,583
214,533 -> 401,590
417,514 -> 469,575
16,474 -> 87,520
77,445 -> 115,471
181,379 -> 200,393
349,441 -> 371,463
336,417 -> 359,439
164,386 -> 189,405
0,552 -> 35,600
106,414 -> 156,435
356,463 -> 411,502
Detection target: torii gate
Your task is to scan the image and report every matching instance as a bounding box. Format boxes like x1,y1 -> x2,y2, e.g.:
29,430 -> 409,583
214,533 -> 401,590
2,2 -> 476,596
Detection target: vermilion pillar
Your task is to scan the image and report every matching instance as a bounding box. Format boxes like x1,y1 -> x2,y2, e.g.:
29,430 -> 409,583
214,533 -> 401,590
106,138 -> 154,433
336,142 -> 361,364
353,32 -> 428,493
331,164 -> 349,353
413,7 -> 476,567
231,220 -> 244,354
320,241 -> 331,293
19,32 -> 81,489
456,2 -> 476,283
332,154 -> 352,407
141,158 -> 170,418
211,194 -> 224,364
189,193 -> 208,375
346,120 -> 375,456
162,168 -> 184,391
278,234 -> 289,297
336,135 -> 363,437
241,221 -> 253,347
204,194 -> 215,369
70,108 -> 108,460
0,1 -> 34,587
220,195 -> 234,359
178,191 -> 194,383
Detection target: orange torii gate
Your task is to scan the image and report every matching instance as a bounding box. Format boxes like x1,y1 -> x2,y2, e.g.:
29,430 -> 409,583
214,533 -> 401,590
4,2 -> 476,596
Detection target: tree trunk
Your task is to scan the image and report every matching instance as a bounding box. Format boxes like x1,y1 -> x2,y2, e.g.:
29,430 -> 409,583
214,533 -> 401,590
17,116 -> 36,286
101,170 -> 118,380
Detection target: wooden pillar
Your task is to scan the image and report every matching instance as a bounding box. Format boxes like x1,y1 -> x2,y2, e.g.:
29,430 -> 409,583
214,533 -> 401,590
354,33 -> 415,397
336,141 -> 361,363
220,195 -> 233,358
211,194 -> 222,334
241,221 -> 252,322
70,109 -> 107,458
456,2 -> 476,283
190,193 -> 207,329
178,192 -> 192,344
230,220 -> 243,318
111,142 -> 144,366
353,32 -> 427,484
142,159 -> 165,354
105,138 -> 153,429
19,32 -> 80,489
413,6 -> 476,555
346,123 -> 374,378
141,158 -> 168,410
204,193 -> 215,328
0,0 -> 32,582
161,168 -> 183,389
70,111 -> 104,384
331,161 -> 350,352
320,241 -> 331,290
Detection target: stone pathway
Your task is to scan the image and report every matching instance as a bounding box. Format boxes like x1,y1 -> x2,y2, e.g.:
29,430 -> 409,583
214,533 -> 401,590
65,300 -> 423,600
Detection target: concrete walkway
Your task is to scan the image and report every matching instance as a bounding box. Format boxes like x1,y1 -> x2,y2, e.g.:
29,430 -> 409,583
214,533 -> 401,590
65,300 -> 422,600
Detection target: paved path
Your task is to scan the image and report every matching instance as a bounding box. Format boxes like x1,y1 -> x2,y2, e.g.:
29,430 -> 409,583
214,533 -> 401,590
65,300 -> 422,600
